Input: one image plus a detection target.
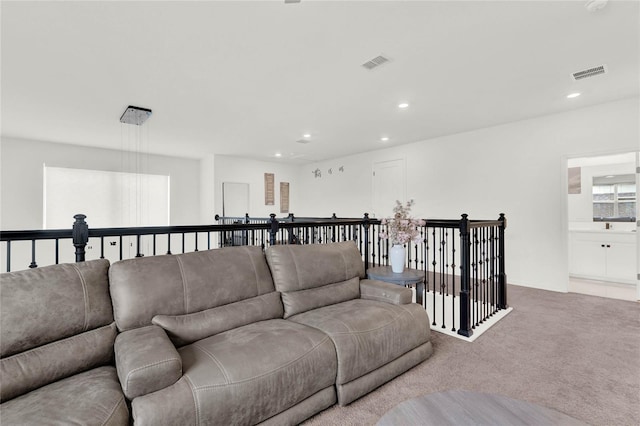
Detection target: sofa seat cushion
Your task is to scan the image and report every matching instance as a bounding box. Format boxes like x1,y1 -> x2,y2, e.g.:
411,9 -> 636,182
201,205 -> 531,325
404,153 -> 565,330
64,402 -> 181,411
0,366 -> 128,425
288,299 -> 430,385
131,319 -> 338,426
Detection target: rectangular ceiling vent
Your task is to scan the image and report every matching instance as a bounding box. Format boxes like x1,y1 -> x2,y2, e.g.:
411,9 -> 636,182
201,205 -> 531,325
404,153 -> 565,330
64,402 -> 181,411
362,55 -> 390,70
571,64 -> 607,81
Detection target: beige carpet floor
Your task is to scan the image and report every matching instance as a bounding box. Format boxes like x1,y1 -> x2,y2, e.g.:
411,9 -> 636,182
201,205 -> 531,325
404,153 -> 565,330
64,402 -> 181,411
303,284 -> 640,426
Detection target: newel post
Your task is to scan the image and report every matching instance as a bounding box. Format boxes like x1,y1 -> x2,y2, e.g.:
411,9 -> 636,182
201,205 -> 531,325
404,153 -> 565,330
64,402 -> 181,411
269,214 -> 278,246
363,213 -> 370,271
458,214 -> 473,338
72,214 -> 89,263
498,213 -> 508,309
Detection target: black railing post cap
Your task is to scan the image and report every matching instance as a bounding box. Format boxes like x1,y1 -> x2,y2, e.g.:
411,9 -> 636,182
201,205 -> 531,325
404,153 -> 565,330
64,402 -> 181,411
74,214 -> 87,221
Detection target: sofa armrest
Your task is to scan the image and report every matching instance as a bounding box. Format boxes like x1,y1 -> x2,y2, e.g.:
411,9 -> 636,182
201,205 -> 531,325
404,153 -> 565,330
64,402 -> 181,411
360,279 -> 413,305
114,325 -> 182,400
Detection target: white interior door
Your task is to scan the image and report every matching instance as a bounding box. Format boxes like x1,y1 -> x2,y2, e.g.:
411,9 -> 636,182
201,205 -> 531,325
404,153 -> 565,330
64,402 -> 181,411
372,159 -> 406,219
222,182 -> 250,217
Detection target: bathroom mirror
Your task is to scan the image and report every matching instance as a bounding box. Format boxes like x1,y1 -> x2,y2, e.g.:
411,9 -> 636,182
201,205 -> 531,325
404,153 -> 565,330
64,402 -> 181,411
592,174 -> 636,222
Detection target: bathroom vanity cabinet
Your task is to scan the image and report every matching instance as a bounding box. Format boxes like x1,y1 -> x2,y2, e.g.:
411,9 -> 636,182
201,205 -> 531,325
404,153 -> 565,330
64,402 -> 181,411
569,230 -> 637,283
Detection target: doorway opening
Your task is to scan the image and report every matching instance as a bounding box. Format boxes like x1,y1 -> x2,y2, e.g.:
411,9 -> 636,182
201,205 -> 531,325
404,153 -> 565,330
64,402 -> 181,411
566,151 -> 639,301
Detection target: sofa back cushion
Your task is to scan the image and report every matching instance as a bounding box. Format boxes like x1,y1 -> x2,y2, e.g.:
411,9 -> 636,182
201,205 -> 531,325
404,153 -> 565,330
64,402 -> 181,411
109,246 -> 279,332
0,259 -> 116,401
265,241 -> 365,318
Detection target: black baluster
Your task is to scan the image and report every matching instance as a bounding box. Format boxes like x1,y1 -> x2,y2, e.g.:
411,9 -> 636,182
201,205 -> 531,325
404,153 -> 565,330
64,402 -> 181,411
440,229 -> 446,329
29,240 -> 37,268
431,228 -> 437,327
6,241 -> 11,272
451,230 -> 456,332
136,235 -> 143,257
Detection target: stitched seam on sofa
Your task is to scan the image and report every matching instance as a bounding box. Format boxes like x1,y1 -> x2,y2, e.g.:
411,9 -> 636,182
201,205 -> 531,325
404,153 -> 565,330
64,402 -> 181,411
324,311 -> 403,335
183,375 -> 201,426
176,256 -> 189,313
191,335 -> 333,390
125,358 -> 181,392
243,246 -> 261,296
191,343 -> 230,384
71,263 -> 91,332
397,304 -> 419,319
1,323 -> 115,361
289,246 -> 303,291
287,279 -> 355,299
360,294 -> 398,304
338,249 -> 349,281
99,393 -> 126,426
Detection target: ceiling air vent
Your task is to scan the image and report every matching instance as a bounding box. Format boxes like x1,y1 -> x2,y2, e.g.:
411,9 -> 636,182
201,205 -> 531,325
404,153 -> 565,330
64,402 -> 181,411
362,55 -> 390,70
571,65 -> 607,81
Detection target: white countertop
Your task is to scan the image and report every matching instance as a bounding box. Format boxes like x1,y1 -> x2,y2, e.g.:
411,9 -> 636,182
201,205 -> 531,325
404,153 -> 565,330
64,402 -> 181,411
569,229 -> 636,235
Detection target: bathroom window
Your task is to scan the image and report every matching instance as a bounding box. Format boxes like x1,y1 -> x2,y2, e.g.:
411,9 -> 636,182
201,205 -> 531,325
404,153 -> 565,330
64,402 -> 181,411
592,175 -> 636,222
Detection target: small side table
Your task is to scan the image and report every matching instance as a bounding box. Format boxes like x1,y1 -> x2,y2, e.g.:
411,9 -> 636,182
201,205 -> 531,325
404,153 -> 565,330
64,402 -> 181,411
366,266 -> 424,306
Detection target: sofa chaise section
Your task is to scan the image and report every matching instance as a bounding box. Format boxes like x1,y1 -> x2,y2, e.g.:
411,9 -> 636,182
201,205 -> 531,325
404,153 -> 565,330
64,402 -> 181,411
109,246 -> 338,425
0,259 -> 129,425
265,241 -> 433,406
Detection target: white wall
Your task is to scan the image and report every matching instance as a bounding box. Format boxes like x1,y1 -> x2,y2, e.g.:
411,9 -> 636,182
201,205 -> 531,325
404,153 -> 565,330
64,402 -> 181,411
0,137 -> 201,229
200,155 -> 216,223
296,98 -> 640,292
213,155 -> 300,219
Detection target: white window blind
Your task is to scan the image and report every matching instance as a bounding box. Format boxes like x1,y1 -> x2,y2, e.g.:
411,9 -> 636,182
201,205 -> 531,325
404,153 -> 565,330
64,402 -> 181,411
44,166 -> 170,229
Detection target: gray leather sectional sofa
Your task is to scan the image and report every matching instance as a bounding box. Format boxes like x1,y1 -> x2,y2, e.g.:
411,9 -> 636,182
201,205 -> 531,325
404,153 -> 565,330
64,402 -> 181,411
1,241 -> 432,425
0,259 -> 129,425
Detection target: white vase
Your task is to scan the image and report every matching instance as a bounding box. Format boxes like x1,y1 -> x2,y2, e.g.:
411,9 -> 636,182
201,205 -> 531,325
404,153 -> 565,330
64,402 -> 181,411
389,244 -> 405,273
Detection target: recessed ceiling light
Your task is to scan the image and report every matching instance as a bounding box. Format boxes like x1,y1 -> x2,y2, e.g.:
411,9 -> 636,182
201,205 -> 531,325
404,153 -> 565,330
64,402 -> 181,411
380,137 -> 389,142
398,103 -> 409,109
303,133 -> 311,138
567,93 -> 581,99
275,153 -> 282,158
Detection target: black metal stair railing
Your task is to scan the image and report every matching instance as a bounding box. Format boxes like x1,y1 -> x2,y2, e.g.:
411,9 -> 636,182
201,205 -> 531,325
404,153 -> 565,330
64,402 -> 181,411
1,212 -> 507,339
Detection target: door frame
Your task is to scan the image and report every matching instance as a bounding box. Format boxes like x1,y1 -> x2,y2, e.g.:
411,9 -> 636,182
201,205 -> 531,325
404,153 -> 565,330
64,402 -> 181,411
561,148 -> 639,300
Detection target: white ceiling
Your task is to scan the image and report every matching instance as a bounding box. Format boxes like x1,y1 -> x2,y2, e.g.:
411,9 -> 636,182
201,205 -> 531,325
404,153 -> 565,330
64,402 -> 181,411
2,0 -> 639,163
